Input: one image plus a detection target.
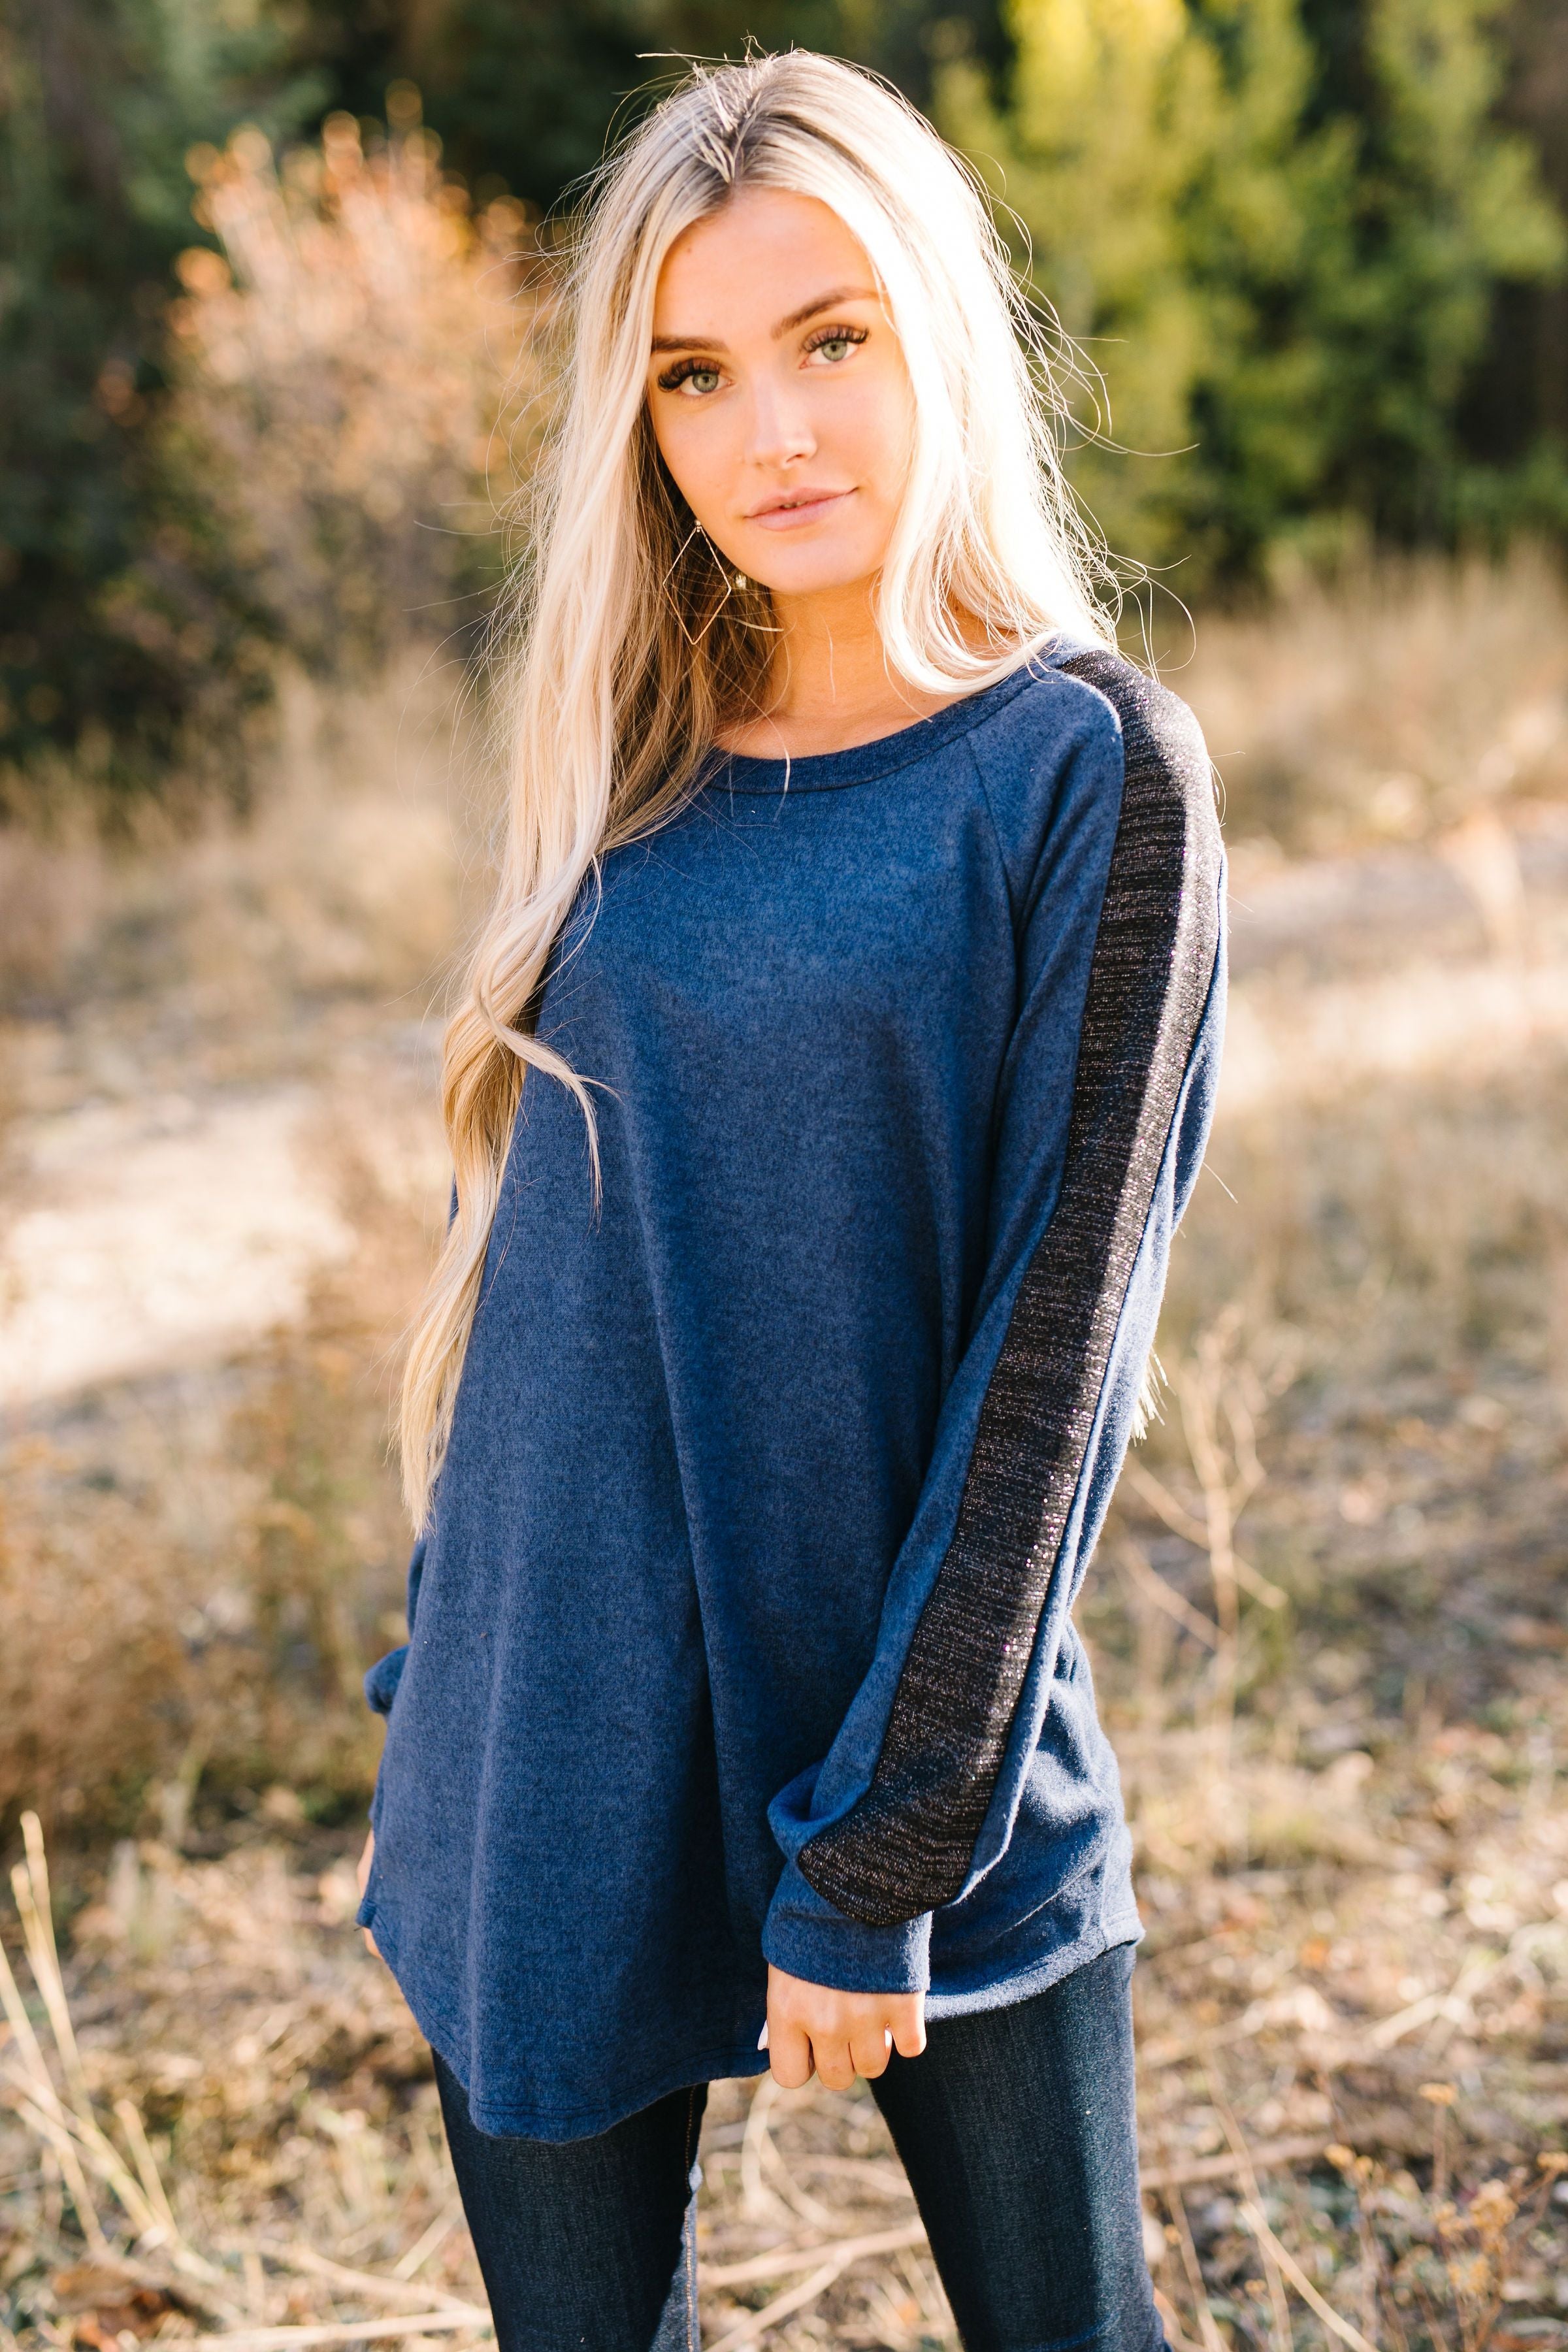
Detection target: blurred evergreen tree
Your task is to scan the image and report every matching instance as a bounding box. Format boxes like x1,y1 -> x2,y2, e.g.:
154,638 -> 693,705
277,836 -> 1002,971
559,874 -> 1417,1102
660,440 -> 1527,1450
1308,0 -> 1567,538
1458,0 -> 1568,526
377,0 -> 1009,210
0,0 -> 317,786
3,0 -> 1565,790
940,0 -> 1563,585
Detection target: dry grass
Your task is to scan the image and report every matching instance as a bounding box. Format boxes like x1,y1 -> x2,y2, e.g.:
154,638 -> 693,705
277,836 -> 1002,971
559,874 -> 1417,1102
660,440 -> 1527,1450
0,654 -> 469,1832
0,654 -> 480,1037
3,559 -> 1568,2347
1168,549 -> 1568,855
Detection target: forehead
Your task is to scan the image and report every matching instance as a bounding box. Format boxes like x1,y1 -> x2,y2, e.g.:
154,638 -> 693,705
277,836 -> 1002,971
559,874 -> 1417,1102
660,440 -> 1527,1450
651,188 -> 875,333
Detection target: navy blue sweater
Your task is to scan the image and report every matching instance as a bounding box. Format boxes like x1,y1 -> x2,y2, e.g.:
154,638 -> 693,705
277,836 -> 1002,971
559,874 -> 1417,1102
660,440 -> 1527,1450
359,645 -> 1226,2140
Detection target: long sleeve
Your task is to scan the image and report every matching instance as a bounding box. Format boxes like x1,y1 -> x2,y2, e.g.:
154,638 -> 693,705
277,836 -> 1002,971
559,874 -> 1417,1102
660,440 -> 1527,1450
762,654 -> 1226,1993
364,1534 -> 427,1717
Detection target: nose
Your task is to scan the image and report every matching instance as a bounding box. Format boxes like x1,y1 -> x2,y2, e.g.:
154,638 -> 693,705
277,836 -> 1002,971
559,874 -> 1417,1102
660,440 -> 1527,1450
743,370 -> 816,470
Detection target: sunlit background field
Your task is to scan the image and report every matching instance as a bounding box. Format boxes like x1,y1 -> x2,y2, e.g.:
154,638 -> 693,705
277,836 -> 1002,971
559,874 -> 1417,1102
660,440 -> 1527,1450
4,8 -> 1568,2349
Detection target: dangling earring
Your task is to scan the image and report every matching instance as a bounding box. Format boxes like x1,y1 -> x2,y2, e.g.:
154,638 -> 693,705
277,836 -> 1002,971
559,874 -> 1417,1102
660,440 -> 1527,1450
692,523 -> 736,602
734,572 -> 749,591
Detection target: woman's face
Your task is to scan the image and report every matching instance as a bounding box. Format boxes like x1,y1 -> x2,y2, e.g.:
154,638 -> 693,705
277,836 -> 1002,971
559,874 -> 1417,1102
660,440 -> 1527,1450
647,188 -> 915,602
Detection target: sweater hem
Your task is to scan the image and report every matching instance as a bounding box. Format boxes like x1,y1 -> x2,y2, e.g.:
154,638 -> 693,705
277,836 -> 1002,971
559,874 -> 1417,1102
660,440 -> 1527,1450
361,1891 -> 1139,2138
360,1900 -> 768,2142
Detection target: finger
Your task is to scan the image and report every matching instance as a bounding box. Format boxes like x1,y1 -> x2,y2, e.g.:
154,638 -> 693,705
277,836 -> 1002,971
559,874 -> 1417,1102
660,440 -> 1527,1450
361,1926 -> 380,1958
811,2033 -> 857,2094
891,2004 -> 926,2059
768,2016 -> 814,2091
848,2021 -> 892,2080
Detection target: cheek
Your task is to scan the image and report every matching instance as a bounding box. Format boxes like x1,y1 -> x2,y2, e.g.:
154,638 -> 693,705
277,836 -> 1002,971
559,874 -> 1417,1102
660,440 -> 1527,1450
649,401 -> 728,524
839,367 -> 916,502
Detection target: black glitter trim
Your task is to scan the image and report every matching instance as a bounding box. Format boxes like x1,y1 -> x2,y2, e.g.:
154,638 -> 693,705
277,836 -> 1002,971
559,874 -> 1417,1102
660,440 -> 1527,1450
796,652 -> 1223,1927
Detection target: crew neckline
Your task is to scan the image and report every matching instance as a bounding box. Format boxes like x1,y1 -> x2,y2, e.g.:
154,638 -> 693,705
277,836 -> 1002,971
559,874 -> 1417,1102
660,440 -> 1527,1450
698,645 -> 1074,795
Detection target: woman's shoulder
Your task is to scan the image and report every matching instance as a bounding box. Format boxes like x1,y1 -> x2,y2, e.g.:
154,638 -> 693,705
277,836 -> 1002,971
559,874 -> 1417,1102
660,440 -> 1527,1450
975,641 -> 1207,776
968,641 -> 1217,860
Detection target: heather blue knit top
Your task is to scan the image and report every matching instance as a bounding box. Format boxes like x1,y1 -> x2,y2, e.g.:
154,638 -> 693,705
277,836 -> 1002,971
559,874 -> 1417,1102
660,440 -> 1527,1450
359,644 -> 1226,2141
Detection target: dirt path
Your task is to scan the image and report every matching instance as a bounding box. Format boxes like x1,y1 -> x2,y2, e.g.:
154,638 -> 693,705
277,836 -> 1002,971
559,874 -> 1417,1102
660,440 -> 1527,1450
5,812 -> 1566,1414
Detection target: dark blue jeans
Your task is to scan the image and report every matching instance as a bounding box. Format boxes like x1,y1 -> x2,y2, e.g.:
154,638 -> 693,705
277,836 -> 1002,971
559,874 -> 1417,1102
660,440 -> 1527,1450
433,1940 -> 1164,2352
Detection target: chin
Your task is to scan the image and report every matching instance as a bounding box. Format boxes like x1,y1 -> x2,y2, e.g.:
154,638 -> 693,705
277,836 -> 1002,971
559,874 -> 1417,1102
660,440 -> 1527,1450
745,550 -> 884,600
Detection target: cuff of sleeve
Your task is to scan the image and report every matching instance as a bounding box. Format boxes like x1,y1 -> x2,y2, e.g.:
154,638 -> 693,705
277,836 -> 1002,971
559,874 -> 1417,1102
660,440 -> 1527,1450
762,1858 -> 932,1994
363,1645 -> 408,1717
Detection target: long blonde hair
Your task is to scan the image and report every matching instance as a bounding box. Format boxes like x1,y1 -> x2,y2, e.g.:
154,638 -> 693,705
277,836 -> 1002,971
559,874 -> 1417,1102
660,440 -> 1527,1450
399,48 -> 1115,1525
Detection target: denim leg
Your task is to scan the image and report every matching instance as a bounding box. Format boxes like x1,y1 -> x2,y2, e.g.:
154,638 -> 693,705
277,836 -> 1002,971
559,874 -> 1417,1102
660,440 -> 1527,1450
870,1942 -> 1164,2352
433,2050 -> 706,2352
649,2173 -> 701,2352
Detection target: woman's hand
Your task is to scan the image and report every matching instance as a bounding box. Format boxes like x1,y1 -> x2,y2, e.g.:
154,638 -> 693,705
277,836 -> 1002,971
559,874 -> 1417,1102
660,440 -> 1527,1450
356,1829 -> 380,1957
764,1963 -> 925,2091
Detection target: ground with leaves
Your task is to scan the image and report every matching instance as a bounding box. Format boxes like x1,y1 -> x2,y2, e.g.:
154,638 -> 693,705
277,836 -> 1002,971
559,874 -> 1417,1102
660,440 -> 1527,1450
4,563 -> 1568,2348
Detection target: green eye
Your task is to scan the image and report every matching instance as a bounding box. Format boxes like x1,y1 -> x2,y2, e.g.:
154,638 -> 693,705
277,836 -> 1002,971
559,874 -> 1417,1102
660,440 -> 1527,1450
657,359 -> 723,393
804,325 -> 868,365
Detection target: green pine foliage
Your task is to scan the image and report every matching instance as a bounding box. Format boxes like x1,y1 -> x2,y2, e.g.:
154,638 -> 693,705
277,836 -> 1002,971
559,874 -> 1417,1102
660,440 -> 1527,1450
0,0 -> 317,790
939,0 -> 1565,586
389,0 -> 1005,211
1,0 -> 1564,791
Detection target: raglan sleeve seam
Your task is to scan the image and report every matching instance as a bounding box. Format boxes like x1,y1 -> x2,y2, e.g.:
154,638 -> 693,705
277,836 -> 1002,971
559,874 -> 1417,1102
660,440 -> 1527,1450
963,675 -> 1128,945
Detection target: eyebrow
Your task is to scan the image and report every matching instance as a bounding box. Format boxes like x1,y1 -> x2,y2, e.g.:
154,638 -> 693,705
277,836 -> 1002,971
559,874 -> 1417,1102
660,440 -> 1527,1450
649,285 -> 879,356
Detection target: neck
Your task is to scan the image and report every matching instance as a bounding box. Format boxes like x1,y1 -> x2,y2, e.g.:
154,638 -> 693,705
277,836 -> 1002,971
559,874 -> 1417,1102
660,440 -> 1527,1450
716,577 -> 968,759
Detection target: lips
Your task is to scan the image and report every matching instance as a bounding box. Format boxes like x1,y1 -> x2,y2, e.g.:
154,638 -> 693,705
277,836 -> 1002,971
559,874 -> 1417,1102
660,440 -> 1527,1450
745,488 -> 854,529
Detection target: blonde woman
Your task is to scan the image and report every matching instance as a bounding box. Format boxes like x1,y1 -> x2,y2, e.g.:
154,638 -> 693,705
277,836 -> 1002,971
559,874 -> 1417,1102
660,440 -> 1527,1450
357,49 -> 1224,2350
